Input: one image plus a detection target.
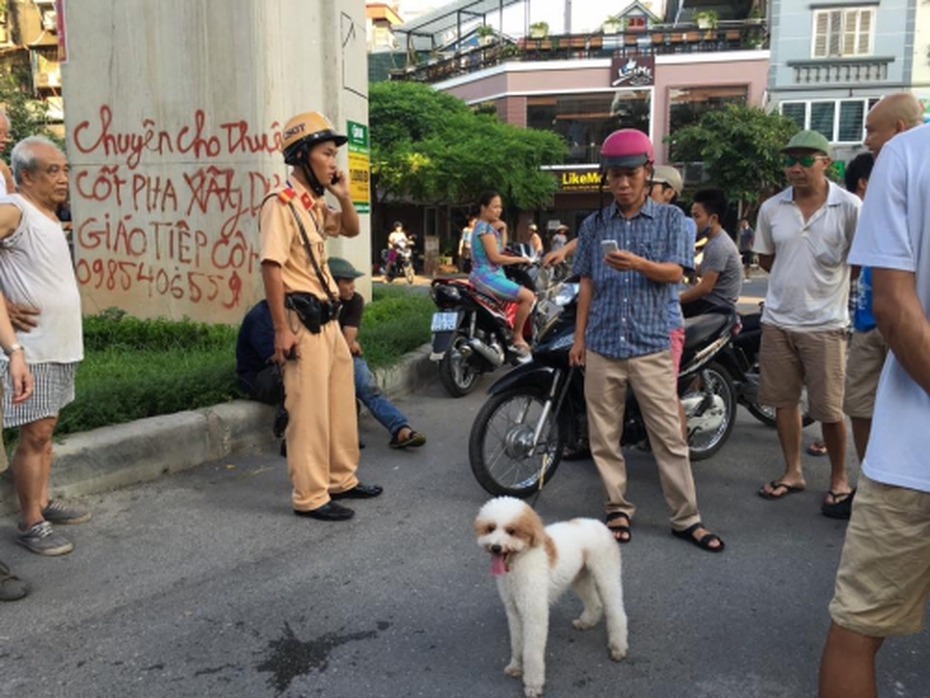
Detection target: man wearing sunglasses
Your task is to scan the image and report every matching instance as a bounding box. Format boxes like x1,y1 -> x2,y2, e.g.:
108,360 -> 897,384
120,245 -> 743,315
753,130 -> 860,516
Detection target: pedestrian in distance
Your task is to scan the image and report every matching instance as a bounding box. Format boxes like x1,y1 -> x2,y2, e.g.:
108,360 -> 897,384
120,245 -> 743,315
259,111 -> 382,522
527,223 -> 544,256
458,215 -> 475,274
550,223 -> 569,252
328,256 -> 427,450
0,135 -> 89,556
753,130 -> 860,517
468,190 -> 535,358
570,128 -> 724,553
738,218 -> 754,280
818,121 -> 930,698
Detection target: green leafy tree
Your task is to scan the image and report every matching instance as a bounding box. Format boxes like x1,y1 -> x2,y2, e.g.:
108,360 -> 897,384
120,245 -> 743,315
0,66 -> 64,161
369,81 -> 566,245
667,104 -> 799,221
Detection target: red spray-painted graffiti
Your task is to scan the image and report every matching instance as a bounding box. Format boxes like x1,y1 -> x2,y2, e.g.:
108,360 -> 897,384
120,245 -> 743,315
72,106 -> 286,317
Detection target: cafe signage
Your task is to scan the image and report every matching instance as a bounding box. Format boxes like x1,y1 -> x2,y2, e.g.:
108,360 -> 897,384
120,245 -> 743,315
610,55 -> 655,87
556,168 -> 602,192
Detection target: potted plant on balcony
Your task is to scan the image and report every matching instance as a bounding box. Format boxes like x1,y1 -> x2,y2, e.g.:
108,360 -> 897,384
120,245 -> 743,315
529,21 -> 549,39
476,24 -> 495,46
695,10 -> 718,29
602,16 -> 624,35
747,6 -> 763,24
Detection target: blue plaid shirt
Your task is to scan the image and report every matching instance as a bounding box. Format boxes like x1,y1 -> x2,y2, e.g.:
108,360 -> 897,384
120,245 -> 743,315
573,199 -> 693,359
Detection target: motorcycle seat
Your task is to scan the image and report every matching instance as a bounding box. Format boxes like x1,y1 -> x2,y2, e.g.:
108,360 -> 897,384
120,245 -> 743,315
683,312 -> 734,350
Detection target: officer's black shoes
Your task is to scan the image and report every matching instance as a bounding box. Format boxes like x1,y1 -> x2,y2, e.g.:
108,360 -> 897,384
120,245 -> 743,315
330,483 -> 384,500
294,502 -> 355,521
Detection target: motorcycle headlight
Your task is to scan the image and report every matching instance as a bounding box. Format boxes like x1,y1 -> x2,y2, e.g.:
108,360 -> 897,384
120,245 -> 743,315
554,283 -> 579,307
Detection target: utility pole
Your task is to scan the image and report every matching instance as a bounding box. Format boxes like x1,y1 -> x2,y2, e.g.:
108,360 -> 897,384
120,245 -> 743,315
564,0 -> 572,34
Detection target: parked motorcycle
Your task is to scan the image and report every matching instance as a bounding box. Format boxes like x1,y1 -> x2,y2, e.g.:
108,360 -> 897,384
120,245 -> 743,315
468,282 -> 750,498
429,246 -> 560,398
381,239 -> 416,284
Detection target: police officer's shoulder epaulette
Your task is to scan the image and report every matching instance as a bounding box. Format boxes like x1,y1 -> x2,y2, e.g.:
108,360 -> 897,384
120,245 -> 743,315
278,187 -> 297,204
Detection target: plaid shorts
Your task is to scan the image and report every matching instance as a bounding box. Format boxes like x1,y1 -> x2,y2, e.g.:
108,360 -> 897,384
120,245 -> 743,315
2,362 -> 77,428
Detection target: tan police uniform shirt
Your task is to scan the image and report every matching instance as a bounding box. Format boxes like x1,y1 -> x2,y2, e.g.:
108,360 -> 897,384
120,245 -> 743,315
259,179 -> 340,300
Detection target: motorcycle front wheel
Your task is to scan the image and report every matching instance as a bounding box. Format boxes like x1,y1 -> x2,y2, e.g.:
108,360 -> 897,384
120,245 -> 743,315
684,362 -> 737,462
438,332 -> 481,397
469,387 -> 565,498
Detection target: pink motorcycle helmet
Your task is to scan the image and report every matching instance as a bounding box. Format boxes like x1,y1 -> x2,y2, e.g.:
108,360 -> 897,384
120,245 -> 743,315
599,129 -> 654,170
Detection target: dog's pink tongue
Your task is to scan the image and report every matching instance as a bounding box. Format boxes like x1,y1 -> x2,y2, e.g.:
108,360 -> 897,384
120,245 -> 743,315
490,553 -> 507,576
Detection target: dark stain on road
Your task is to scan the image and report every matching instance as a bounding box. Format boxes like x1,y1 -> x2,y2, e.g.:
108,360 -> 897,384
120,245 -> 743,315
256,620 -> 390,695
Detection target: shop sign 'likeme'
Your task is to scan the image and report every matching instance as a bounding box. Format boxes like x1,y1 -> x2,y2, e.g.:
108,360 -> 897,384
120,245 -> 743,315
610,56 -> 655,87
557,169 -> 602,192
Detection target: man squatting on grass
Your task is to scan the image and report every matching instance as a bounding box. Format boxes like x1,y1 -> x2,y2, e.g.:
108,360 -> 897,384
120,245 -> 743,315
0,136 -> 90,558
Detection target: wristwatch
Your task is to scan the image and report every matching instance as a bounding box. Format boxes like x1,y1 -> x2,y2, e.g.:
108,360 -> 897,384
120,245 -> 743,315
3,342 -> 23,356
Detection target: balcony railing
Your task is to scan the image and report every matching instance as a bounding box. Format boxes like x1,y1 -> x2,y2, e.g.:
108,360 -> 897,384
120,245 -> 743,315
390,21 -> 768,84
788,57 -> 893,85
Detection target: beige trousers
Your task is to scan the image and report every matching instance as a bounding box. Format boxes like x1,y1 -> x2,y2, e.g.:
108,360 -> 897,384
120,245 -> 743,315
584,349 -> 701,531
283,316 -> 359,511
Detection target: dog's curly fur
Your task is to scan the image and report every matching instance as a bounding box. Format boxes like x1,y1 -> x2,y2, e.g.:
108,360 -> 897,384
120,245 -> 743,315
475,497 -> 628,697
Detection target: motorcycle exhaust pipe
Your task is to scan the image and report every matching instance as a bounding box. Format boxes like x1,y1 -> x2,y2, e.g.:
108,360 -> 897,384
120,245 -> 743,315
467,337 -> 505,368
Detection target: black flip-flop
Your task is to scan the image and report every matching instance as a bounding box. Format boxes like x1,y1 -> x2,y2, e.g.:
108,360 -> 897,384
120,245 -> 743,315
390,430 -> 426,449
672,522 -> 725,553
606,512 -> 632,544
822,488 -> 856,520
758,480 -> 805,500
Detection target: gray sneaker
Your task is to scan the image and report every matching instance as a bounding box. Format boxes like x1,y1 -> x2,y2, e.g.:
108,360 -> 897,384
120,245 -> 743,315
0,560 -> 29,601
42,500 -> 92,525
17,521 -> 74,556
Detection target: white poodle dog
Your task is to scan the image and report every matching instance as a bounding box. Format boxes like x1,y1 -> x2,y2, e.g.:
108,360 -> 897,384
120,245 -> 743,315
474,496 -> 628,697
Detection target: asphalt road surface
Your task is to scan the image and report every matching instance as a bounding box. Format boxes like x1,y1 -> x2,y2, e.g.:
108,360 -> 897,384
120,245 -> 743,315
3,279 -> 928,697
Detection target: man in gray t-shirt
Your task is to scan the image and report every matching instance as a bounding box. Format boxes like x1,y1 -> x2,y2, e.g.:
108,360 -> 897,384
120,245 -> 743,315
680,188 -> 742,317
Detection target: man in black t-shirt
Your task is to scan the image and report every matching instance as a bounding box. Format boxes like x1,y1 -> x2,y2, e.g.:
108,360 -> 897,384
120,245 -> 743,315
330,257 -> 426,449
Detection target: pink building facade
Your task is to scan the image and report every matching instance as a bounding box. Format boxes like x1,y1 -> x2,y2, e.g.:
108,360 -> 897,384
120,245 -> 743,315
432,51 -> 769,233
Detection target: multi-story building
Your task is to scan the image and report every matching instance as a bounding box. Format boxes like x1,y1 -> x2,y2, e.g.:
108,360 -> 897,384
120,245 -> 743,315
0,0 -> 62,119
767,0 -> 925,161
391,1 -> 771,236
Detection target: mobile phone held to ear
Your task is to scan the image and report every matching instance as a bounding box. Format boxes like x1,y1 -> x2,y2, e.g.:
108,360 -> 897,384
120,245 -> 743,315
601,239 -> 619,255
331,172 -> 341,185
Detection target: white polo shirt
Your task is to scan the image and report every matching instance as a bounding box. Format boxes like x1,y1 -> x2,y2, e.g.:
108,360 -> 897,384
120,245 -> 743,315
753,181 -> 860,330
848,123 -> 930,492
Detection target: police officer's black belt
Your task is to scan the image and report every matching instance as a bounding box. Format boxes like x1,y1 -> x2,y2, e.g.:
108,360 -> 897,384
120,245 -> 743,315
285,292 -> 340,334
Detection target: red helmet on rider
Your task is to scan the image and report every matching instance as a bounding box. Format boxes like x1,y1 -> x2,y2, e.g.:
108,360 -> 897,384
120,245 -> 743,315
599,129 -> 654,170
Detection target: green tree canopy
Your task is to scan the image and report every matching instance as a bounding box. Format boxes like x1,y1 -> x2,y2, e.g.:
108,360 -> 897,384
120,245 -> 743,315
0,67 -> 64,161
369,81 -> 566,211
667,104 -> 799,220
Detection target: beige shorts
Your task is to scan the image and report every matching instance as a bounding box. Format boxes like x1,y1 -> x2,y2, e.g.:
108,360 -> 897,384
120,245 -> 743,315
758,324 -> 847,423
829,475 -> 930,637
843,329 -> 888,419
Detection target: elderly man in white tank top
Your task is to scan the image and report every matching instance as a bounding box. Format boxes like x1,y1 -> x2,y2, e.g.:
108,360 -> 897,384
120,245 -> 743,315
0,135 -> 87,557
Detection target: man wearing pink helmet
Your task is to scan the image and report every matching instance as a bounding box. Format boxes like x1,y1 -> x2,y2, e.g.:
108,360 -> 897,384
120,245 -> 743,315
569,129 -> 724,553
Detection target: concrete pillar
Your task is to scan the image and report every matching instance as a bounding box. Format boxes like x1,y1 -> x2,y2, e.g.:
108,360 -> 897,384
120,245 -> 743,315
61,0 -> 370,323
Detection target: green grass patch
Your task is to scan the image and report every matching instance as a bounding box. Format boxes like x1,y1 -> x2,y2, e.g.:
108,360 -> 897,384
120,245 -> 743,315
4,287 -> 435,440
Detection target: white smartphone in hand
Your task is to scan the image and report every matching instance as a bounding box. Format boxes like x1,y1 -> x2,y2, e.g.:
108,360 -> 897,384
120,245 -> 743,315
601,239 -> 619,255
